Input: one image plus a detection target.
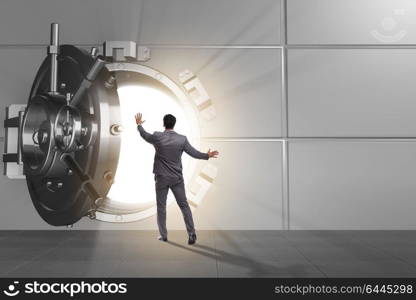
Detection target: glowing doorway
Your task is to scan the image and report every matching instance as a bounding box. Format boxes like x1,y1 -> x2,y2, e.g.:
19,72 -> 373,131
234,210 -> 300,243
107,84 -> 193,205
95,63 -> 202,223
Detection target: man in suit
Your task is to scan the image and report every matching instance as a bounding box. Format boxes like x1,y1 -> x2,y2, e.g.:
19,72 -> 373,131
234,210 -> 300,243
135,113 -> 218,245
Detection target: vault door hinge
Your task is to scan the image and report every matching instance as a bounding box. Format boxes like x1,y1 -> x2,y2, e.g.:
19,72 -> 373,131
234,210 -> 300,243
103,41 -> 150,62
3,104 -> 26,179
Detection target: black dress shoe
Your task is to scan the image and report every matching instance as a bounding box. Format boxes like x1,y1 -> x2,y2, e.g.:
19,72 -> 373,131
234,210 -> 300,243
188,233 -> 197,245
158,236 -> 168,242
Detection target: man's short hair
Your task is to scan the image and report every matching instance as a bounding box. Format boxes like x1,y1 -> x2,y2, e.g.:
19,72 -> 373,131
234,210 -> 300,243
163,114 -> 176,129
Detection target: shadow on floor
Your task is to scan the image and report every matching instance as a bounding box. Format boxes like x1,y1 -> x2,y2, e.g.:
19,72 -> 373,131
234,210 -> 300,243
167,241 -> 314,277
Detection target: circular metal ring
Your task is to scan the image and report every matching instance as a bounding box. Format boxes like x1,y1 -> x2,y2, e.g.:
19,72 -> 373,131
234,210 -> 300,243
21,95 -> 58,176
95,63 -> 201,223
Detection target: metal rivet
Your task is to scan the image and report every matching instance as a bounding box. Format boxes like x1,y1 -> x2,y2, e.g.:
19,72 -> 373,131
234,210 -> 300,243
155,73 -> 163,81
110,124 -> 123,135
103,171 -> 114,183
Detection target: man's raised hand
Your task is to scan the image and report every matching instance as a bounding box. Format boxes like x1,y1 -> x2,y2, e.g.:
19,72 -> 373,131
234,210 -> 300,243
207,149 -> 219,158
135,113 -> 145,125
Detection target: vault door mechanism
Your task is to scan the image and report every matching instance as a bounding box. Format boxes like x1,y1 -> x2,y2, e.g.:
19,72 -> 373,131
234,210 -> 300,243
3,23 -> 123,226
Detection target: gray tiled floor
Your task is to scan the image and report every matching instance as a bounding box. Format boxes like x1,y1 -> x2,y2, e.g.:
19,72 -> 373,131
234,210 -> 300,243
0,230 -> 415,277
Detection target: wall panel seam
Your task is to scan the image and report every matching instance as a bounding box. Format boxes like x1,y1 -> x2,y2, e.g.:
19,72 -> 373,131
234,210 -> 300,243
281,0 -> 290,230
201,138 -> 416,142
0,44 -> 284,49
288,44 -> 416,49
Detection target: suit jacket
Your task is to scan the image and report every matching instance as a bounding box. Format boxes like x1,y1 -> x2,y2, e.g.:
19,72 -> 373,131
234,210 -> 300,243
137,125 -> 209,178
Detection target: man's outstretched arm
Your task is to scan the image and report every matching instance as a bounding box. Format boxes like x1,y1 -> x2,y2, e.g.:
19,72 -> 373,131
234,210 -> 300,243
135,112 -> 156,144
184,138 -> 219,160
137,125 -> 157,144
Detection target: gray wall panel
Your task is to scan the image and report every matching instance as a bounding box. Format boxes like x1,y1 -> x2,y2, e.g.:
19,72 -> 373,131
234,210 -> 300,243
138,0 -> 282,45
287,0 -> 416,44
143,48 -> 282,138
0,49 -> 45,133
0,0 -> 281,45
4,0 -> 415,232
288,49 -> 416,137
289,142 -> 416,229
0,0 -> 106,45
194,141 -> 283,229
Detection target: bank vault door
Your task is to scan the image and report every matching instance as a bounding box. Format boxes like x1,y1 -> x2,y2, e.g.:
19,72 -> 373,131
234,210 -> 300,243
3,24 -> 216,227
3,24 -> 125,226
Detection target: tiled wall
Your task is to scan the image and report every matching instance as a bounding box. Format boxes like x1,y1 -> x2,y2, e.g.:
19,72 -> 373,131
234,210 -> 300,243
286,0 -> 416,229
0,0 -> 415,229
0,0 -> 284,230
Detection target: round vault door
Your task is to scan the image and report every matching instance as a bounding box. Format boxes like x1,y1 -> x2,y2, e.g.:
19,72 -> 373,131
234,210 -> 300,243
21,52 -> 202,226
21,44 -> 121,226
3,24 -> 216,226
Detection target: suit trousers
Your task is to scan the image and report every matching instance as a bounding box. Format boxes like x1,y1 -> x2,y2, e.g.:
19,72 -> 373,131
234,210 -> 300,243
154,174 -> 195,238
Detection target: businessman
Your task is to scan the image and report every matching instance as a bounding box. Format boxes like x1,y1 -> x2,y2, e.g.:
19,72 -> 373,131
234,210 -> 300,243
135,113 -> 219,245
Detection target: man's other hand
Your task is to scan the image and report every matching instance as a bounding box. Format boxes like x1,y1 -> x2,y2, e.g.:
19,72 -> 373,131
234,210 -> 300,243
135,113 -> 145,125
207,149 -> 219,158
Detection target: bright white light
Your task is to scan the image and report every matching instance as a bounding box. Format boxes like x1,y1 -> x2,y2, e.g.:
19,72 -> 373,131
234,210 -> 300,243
107,85 -> 193,205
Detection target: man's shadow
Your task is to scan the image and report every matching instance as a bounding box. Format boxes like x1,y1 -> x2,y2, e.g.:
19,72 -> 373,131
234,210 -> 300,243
167,241 -> 313,277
